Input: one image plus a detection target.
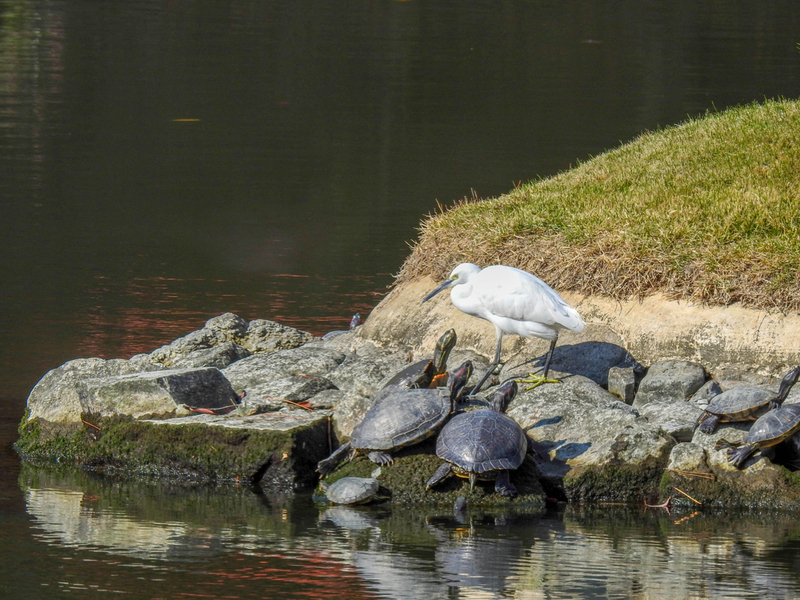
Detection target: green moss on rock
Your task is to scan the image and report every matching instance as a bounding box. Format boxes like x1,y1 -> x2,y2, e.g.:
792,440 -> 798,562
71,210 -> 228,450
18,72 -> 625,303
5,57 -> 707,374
316,439 -> 546,507
16,414 -> 329,491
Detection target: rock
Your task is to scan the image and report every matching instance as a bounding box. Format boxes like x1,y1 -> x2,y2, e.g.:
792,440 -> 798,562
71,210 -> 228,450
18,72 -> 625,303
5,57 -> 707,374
240,319 -> 316,353
637,400 -> 703,442
79,367 -> 239,420
24,357 -> 161,424
663,420 -> 800,510
608,366 -> 636,403
501,341 -> 642,389
506,376 -> 676,501
150,313 -> 314,369
690,379 -> 723,408
222,347 -> 346,411
327,345 -> 412,399
633,360 -> 706,408
171,341 -> 251,370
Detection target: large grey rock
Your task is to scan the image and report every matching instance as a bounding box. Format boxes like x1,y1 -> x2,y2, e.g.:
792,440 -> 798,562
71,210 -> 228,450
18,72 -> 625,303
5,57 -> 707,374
502,341 -> 642,389
506,376 -> 675,501
637,400 -> 703,442
240,318 -> 316,353
25,356 -> 161,424
79,367 -> 239,420
150,313 -> 314,369
328,344 -> 412,399
633,360 -> 706,408
222,346 -> 346,411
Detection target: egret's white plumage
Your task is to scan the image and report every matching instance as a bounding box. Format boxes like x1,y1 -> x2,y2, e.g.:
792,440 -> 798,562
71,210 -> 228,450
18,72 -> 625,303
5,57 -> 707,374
423,263 -> 585,394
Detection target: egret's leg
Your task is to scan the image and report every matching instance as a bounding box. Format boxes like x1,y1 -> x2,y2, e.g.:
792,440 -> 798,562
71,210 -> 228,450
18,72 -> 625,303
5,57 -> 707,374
517,338 -> 560,390
466,331 -> 504,396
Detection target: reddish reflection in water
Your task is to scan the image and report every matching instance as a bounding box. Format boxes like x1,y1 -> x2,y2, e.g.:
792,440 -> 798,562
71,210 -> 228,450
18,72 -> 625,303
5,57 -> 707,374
72,273 -> 388,361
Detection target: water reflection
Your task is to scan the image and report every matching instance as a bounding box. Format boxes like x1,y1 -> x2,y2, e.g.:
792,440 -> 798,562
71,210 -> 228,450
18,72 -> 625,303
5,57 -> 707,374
19,464 -> 800,599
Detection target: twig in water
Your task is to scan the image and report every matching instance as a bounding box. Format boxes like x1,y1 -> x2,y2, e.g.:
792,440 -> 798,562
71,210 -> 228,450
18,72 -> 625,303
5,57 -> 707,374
672,486 -> 703,505
666,468 -> 715,480
644,496 -> 671,513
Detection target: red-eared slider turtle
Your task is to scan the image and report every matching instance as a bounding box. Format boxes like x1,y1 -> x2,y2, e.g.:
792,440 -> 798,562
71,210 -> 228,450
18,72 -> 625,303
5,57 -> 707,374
426,380 -> 526,497
321,477 -> 382,504
316,361 -> 473,476
696,365 -> 800,434
716,403 -> 800,468
374,329 -> 457,402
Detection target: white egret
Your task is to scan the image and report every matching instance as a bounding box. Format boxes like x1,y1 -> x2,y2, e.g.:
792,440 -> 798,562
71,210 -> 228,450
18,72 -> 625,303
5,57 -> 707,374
423,263 -> 585,394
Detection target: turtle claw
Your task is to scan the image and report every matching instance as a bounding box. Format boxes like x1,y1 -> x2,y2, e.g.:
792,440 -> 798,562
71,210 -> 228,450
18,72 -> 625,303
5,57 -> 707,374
516,374 -> 560,391
368,451 -> 393,466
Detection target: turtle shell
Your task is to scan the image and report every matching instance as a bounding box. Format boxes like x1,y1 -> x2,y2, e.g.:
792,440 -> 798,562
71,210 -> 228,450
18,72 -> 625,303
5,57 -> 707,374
704,386 -> 775,419
435,408 -> 527,474
324,477 -> 380,504
744,403 -> 800,447
351,388 -> 452,451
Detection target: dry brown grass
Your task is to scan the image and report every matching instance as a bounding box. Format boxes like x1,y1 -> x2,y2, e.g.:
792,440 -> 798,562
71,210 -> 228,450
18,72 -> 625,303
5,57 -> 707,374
398,99 -> 800,312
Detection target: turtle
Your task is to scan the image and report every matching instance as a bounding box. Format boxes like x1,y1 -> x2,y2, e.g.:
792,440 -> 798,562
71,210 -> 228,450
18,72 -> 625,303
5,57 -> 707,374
321,477 -> 383,505
695,365 -> 800,434
374,329 -> 458,402
426,379 -> 526,497
316,360 -> 473,476
715,403 -> 800,468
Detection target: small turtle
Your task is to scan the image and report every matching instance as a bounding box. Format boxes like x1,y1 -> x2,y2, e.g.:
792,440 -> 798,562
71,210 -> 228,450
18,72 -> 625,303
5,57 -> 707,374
375,329 -> 457,401
426,380 -> 526,497
696,365 -> 800,434
316,361 -> 473,476
716,403 -> 800,468
321,477 -> 382,505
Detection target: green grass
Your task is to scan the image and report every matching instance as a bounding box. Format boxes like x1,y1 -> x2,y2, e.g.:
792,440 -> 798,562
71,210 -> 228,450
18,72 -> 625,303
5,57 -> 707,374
399,98 -> 800,311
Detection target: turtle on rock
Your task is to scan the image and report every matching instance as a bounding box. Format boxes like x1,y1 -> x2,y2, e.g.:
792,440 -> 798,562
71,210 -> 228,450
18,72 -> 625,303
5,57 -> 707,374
321,477 -> 384,505
426,380 -> 527,497
374,329 -> 457,402
696,365 -> 800,434
716,403 -> 800,468
316,361 -> 473,476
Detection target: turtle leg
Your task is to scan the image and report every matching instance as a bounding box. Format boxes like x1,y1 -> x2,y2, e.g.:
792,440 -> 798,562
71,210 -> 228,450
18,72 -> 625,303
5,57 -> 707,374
316,442 -> 352,476
494,470 -> 518,497
426,462 -> 452,489
727,444 -> 756,469
367,450 -> 393,466
697,413 -> 720,434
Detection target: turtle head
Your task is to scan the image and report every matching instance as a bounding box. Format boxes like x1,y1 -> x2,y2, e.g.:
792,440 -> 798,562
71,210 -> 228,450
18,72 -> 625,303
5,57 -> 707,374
349,313 -> 362,329
489,380 -> 518,413
776,365 -> 800,405
432,329 -> 458,374
447,360 -> 474,401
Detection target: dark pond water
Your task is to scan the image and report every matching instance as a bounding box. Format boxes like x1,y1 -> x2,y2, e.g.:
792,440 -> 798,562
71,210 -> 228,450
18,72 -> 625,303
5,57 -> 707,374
3,1 -> 800,597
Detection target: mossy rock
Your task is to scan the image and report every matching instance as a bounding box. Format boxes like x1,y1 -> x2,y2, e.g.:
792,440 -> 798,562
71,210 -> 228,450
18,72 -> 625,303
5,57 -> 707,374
316,438 -> 546,507
660,462 -> 800,510
16,411 -> 331,492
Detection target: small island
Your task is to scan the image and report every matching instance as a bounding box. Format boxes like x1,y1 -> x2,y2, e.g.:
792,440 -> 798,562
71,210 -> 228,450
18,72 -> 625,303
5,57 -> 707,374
16,99 -> 800,510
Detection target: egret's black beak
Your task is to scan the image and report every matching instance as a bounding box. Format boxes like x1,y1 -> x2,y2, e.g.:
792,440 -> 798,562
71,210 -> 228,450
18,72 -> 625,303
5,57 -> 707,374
423,279 -> 453,303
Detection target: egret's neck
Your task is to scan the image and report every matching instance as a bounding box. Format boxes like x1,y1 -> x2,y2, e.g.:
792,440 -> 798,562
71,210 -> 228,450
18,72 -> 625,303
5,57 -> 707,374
450,282 -> 482,317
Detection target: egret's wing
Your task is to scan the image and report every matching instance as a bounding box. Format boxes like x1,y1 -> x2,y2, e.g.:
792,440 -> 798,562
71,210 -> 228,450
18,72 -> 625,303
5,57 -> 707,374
475,266 -> 585,331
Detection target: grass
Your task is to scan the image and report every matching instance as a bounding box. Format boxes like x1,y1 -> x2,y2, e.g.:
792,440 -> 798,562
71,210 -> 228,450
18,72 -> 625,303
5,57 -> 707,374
398,98 -> 800,312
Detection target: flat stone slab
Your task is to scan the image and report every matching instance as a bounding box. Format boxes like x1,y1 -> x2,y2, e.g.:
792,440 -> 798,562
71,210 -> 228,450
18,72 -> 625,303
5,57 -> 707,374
145,410 -> 331,431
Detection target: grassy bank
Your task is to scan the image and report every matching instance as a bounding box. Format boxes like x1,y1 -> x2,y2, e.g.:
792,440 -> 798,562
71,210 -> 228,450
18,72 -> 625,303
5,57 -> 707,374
399,99 -> 800,312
